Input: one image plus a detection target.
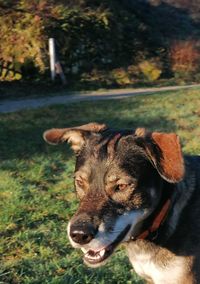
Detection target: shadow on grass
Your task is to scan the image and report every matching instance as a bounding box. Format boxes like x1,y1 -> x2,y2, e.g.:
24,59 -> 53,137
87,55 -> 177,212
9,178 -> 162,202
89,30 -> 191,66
0,97 -> 176,161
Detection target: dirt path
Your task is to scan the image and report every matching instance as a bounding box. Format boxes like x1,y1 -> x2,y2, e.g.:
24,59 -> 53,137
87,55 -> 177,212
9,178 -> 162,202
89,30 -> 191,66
0,84 -> 199,113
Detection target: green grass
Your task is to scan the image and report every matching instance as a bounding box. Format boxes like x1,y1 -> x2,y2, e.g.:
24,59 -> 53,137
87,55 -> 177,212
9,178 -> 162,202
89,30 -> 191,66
0,87 -> 200,284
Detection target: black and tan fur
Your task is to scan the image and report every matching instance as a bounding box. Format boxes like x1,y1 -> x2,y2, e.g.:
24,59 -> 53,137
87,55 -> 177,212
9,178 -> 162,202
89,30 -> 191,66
43,122 -> 200,284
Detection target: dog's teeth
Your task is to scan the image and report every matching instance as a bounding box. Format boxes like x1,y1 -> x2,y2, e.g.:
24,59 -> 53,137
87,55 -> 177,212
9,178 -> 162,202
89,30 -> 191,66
85,251 -> 101,260
99,249 -> 105,257
94,253 -> 100,259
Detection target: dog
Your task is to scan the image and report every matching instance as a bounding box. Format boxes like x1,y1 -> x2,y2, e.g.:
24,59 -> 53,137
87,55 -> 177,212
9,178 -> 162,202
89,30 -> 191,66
43,122 -> 200,284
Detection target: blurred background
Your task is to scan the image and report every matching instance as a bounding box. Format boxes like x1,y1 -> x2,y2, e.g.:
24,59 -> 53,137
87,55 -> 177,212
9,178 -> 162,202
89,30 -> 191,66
0,0 -> 200,91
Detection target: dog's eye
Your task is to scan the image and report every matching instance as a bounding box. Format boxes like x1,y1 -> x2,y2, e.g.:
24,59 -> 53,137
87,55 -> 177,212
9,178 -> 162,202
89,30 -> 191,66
75,179 -> 84,187
115,184 -> 128,192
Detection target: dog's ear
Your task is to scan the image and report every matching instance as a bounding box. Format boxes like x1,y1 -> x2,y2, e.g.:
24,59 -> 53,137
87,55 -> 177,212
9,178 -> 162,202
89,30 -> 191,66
43,122 -> 107,153
135,128 -> 185,183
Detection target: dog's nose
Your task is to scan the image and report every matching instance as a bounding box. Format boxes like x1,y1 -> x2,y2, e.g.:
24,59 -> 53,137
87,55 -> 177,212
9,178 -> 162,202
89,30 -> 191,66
70,224 -> 96,245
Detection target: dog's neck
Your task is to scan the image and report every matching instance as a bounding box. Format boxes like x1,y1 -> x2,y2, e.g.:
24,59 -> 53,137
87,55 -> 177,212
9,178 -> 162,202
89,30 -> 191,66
146,159 -> 196,245
129,159 -> 197,245
158,163 -> 196,244
130,181 -> 174,243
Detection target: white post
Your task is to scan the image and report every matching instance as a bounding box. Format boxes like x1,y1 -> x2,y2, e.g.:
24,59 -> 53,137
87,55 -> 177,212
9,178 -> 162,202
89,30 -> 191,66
49,38 -> 56,81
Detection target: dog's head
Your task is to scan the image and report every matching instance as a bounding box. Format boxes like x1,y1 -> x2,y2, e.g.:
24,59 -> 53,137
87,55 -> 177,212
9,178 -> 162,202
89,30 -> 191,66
43,122 -> 184,267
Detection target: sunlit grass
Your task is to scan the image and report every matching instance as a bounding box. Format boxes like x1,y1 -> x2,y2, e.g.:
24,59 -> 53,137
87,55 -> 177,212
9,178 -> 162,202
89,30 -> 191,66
0,87 -> 200,283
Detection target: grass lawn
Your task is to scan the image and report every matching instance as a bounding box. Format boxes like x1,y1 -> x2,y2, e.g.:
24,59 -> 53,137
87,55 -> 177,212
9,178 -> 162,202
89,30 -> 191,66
0,87 -> 200,284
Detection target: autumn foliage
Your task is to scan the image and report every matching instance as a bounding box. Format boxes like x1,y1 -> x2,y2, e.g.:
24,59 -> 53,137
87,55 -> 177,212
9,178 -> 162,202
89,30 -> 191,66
0,0 -> 200,85
170,40 -> 200,77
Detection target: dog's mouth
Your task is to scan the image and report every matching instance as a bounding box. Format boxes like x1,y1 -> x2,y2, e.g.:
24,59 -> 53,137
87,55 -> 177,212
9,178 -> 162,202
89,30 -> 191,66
83,245 -> 113,265
82,224 -> 131,266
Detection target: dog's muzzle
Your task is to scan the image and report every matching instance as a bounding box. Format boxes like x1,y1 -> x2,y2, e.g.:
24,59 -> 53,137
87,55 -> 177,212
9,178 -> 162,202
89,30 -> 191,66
68,210 -> 148,267
82,224 -> 131,266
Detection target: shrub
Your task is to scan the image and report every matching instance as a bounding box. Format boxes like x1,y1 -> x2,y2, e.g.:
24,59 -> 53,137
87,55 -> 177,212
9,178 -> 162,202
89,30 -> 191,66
111,68 -> 132,85
138,59 -> 162,82
170,40 -> 200,78
0,11 -> 47,79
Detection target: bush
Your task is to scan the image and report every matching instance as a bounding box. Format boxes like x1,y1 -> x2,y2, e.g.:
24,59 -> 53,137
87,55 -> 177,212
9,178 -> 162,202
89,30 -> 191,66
111,68 -> 132,85
170,40 -> 200,79
0,9 -> 47,80
138,59 -> 162,82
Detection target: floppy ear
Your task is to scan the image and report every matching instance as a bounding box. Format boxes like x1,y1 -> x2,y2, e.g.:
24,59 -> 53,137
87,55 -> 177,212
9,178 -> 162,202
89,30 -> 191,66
43,122 -> 107,153
135,129 -> 185,183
